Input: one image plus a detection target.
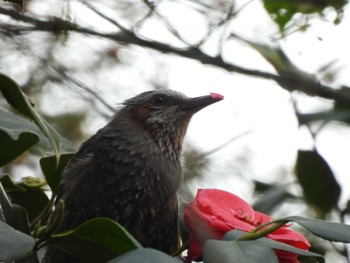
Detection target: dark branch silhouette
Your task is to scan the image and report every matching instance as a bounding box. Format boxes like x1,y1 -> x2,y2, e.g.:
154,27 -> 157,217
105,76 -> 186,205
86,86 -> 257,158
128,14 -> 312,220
1,6 -> 350,104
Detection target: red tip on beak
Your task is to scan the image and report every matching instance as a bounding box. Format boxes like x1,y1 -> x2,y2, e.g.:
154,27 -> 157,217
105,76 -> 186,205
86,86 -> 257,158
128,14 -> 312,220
210,93 -> 224,100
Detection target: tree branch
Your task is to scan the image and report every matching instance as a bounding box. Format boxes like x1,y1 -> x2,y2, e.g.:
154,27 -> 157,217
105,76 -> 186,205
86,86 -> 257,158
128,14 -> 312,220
1,6 -> 350,104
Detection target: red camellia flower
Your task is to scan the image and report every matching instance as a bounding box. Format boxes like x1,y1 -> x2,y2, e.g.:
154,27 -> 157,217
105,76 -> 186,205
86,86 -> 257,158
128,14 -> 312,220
184,189 -> 310,263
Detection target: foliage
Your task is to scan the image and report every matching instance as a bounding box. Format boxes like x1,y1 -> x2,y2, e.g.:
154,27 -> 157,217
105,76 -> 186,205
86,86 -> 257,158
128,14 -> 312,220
1,0 -> 350,262
263,0 -> 347,34
295,150 -> 341,219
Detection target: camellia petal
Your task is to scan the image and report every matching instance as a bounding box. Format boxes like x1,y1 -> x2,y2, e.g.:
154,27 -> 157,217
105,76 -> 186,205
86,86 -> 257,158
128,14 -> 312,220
184,189 -> 310,262
187,236 -> 203,261
195,189 -> 255,223
268,228 -> 310,248
252,211 -> 272,226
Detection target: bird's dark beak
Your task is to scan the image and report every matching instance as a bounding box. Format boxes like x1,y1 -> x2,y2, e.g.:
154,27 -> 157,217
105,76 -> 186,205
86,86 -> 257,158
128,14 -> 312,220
179,93 -> 224,112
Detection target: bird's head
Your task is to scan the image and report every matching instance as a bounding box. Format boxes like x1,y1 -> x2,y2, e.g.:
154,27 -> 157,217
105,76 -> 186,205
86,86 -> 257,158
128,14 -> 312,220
119,90 -> 223,156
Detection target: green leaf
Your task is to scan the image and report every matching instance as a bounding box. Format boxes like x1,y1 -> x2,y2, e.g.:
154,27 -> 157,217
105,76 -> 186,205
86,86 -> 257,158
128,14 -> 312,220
1,176 -> 32,234
230,34 -> 318,93
0,180 -> 14,224
254,180 -> 275,193
0,220 -> 35,262
229,33 -> 301,76
0,74 -> 32,117
279,216 -> 350,243
0,174 -> 25,192
262,0 -> 347,33
203,239 -> 278,263
8,179 -> 49,222
0,73 -> 62,163
40,153 -> 75,192
263,1 -> 297,33
223,230 -> 321,258
260,238 -> 320,257
298,109 -> 350,125
108,248 -> 182,263
9,204 -> 31,235
0,108 -> 75,161
44,218 -> 142,263
253,187 -> 295,214
344,199 -> 350,215
295,150 -> 341,218
298,255 -> 324,263
0,109 -> 40,167
0,174 -> 40,234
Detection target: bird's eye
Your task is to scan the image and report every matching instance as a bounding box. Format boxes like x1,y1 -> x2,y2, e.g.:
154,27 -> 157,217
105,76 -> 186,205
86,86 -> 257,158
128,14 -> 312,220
152,95 -> 166,105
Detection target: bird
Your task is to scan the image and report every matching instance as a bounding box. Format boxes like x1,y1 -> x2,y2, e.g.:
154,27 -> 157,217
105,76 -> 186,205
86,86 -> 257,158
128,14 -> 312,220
42,89 -> 223,262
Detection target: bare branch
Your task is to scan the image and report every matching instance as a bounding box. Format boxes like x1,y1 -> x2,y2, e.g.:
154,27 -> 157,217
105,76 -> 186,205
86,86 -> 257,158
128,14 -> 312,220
1,6 -> 350,104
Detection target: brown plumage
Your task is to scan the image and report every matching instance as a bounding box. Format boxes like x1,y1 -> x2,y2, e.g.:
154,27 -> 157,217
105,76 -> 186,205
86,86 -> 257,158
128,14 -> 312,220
43,90 -> 223,262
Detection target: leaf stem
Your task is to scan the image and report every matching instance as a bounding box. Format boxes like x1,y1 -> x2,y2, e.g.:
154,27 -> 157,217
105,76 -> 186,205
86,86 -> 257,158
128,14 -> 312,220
30,189 -> 58,230
239,222 -> 286,241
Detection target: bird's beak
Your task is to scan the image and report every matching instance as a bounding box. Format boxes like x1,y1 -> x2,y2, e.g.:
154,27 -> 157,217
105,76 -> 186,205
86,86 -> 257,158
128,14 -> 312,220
179,93 -> 224,112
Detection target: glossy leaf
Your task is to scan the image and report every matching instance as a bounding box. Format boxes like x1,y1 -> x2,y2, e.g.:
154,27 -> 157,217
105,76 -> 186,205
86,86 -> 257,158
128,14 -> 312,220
260,238 -> 320,257
263,1 -> 295,33
8,179 -> 49,222
203,239 -> 278,263
298,109 -> 350,125
9,204 -> 31,235
230,34 -> 318,94
40,153 -> 75,192
0,108 -> 74,160
0,181 -> 13,223
253,187 -> 295,214
0,220 -> 35,262
0,174 -> 25,192
254,180 -> 274,192
223,230 -> 321,258
231,34 -> 315,78
108,248 -> 182,263
0,109 -> 40,167
279,216 -> 350,243
0,175 -> 35,234
298,255 -> 323,263
295,150 -> 341,218
263,0 -> 347,33
0,73 -> 62,162
45,218 -> 142,263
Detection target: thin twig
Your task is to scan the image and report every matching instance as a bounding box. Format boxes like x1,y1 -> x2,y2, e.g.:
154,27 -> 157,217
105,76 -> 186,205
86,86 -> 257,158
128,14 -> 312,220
51,64 -> 116,116
1,6 -> 350,105
81,1 -> 128,32
141,0 -> 191,45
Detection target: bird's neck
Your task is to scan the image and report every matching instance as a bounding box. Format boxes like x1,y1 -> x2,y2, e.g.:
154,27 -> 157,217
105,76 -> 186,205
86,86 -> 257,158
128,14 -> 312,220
109,113 -> 185,190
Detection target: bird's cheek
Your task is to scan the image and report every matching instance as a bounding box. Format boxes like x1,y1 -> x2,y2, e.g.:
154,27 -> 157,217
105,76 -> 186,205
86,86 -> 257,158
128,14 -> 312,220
129,105 -> 151,122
